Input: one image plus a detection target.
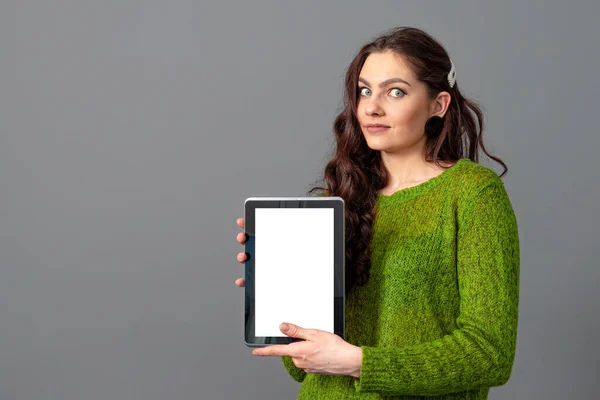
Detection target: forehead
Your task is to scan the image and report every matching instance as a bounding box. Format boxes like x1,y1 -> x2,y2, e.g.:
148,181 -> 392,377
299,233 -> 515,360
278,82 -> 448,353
359,51 -> 417,82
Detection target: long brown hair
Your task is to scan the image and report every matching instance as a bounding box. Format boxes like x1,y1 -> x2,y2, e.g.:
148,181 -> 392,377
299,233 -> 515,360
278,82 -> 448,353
309,27 -> 506,294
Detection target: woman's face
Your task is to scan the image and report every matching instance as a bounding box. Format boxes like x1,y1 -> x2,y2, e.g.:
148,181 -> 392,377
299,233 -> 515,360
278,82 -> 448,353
356,50 -> 440,154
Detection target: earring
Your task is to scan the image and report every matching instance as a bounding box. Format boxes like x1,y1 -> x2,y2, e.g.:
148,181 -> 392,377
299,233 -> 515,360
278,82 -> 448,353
425,116 -> 444,138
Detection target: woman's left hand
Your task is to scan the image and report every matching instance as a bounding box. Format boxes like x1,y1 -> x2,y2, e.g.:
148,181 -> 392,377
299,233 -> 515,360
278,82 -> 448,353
252,322 -> 363,378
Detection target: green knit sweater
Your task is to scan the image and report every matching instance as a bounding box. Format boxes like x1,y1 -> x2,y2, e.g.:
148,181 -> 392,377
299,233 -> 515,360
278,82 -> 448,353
281,158 -> 520,399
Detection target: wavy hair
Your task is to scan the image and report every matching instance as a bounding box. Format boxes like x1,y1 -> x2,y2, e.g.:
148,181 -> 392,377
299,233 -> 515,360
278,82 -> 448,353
309,27 -> 507,294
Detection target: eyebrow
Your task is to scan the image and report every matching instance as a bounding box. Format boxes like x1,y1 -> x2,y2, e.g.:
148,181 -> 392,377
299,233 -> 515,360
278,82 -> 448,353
358,77 -> 412,88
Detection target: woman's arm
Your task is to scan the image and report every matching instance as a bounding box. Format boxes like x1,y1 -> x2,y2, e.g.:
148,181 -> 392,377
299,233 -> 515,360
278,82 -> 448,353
354,178 -> 520,396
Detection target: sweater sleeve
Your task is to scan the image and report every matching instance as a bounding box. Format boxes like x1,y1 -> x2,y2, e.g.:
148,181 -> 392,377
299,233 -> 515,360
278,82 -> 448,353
354,178 -> 520,396
281,356 -> 307,382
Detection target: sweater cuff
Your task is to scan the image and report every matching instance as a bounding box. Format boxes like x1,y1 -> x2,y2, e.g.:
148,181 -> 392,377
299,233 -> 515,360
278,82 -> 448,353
353,346 -> 397,393
281,356 -> 307,383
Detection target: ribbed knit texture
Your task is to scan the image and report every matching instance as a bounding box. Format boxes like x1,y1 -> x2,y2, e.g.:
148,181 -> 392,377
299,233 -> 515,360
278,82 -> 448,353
281,158 -> 520,399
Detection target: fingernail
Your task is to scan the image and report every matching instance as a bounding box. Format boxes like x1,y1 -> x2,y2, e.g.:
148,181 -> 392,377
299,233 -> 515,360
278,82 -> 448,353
281,323 -> 290,332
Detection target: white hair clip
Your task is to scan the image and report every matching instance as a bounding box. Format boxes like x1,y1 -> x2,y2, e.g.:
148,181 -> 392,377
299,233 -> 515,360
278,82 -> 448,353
447,60 -> 456,88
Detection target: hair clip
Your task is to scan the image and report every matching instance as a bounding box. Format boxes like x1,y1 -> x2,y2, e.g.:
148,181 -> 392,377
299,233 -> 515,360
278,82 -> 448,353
447,60 -> 456,88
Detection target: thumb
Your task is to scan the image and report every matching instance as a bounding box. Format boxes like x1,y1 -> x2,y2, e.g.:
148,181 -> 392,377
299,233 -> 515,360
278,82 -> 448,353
280,323 -> 313,340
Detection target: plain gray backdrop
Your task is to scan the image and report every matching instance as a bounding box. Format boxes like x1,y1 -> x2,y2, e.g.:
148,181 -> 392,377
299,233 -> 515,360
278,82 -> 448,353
1,0 -> 598,399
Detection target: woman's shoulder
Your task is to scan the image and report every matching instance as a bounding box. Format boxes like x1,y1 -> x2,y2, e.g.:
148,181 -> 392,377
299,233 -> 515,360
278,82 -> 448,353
449,158 -> 505,201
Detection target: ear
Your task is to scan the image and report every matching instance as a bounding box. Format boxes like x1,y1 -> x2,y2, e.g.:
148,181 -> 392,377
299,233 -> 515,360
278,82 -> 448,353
431,91 -> 451,118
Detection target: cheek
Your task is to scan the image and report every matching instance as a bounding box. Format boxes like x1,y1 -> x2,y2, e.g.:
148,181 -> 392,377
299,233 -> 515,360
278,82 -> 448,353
390,103 -> 427,131
391,103 -> 419,123
356,103 -> 365,122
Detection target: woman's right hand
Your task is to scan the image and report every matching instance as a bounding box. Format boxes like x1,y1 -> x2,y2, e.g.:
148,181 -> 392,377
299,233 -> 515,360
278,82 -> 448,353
234,217 -> 247,287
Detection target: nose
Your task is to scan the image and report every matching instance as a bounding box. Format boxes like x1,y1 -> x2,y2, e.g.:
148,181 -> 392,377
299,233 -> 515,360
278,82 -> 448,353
364,96 -> 384,116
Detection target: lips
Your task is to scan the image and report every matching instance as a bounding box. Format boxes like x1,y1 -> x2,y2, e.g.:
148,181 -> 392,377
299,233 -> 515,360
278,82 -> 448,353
366,124 -> 390,128
365,124 -> 390,133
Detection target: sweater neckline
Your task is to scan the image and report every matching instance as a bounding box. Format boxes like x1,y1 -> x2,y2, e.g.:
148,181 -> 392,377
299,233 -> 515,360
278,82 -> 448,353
376,158 -> 470,206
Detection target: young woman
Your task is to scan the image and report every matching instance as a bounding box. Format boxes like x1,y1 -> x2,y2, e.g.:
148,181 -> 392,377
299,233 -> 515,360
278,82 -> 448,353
234,26 -> 520,400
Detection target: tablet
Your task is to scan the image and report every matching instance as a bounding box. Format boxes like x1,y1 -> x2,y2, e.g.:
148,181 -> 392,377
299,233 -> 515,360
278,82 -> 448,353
244,196 -> 345,347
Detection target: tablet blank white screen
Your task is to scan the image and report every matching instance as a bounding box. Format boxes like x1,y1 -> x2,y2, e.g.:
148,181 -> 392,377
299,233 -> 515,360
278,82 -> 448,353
255,208 -> 334,337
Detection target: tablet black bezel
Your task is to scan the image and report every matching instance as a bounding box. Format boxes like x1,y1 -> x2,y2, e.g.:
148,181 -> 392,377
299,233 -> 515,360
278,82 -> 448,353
244,197 -> 345,347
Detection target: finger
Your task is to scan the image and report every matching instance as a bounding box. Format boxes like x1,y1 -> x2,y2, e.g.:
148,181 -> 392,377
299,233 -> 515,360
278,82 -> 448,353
235,278 -> 245,287
236,218 -> 245,229
237,252 -> 247,263
237,232 -> 248,244
280,323 -> 316,340
252,345 -> 296,357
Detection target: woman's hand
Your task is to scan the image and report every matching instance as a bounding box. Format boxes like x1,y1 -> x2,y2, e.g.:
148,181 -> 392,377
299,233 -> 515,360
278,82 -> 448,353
234,217 -> 246,287
252,322 -> 363,378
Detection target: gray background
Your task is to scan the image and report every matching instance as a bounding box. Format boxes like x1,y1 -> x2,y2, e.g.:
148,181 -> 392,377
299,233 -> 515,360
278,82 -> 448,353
1,0 -> 598,399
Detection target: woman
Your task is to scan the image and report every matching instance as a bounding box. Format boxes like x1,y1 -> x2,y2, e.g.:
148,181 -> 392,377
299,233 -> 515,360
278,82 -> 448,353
234,26 -> 520,400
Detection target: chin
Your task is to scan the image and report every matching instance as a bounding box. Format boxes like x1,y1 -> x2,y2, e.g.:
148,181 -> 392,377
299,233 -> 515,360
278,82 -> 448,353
365,143 -> 387,151
364,137 -> 391,151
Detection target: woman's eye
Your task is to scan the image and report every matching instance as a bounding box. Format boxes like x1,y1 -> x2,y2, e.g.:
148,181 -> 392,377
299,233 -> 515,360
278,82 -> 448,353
359,87 -> 371,96
390,88 -> 405,97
